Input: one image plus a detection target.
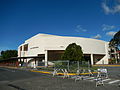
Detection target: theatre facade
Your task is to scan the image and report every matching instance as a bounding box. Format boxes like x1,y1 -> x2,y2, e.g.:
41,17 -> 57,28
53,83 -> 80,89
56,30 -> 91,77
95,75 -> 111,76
18,34 -> 109,67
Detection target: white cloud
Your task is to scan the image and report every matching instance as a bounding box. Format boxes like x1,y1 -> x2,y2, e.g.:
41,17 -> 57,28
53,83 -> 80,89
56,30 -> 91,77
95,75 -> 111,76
102,3 -> 111,14
75,25 -> 87,32
102,0 -> 120,14
102,24 -> 115,31
114,5 -> 120,13
106,31 -> 117,37
92,34 -> 101,39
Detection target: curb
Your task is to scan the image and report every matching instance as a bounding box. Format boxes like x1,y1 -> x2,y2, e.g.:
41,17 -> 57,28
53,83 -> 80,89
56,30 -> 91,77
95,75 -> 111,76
0,66 -> 98,76
93,65 -> 120,67
30,70 -> 98,76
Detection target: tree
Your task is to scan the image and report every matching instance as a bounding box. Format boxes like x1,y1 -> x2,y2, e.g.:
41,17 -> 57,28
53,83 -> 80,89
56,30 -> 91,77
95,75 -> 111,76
109,30 -> 120,63
0,50 -> 18,60
109,30 -> 120,48
61,43 -> 84,61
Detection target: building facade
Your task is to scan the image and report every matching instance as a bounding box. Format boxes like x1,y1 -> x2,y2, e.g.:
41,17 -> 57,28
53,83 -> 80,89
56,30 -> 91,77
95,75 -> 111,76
18,34 -> 109,67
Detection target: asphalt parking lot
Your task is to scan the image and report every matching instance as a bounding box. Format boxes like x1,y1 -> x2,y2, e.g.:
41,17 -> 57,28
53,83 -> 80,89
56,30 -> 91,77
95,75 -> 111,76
0,67 -> 120,90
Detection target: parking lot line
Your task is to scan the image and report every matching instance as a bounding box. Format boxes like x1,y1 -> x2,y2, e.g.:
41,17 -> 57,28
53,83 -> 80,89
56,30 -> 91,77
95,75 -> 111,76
108,80 -> 120,84
102,79 -> 111,82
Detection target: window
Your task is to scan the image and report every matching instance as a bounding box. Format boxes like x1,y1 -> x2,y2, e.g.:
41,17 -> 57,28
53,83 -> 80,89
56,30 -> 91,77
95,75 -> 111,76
24,44 -> 28,51
20,46 -> 22,51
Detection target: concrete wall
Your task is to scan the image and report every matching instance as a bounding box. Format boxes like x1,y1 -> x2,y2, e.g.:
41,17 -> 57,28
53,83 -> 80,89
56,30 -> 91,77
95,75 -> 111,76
18,33 -> 109,65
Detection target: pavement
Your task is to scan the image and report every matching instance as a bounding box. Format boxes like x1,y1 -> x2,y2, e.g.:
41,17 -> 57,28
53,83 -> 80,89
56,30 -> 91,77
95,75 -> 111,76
8,76 -> 120,90
0,66 -> 98,76
0,66 -> 120,90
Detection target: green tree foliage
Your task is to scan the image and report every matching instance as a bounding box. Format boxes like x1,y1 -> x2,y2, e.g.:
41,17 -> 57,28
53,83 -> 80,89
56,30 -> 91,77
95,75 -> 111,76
0,50 -> 18,60
109,30 -> 120,49
109,30 -> 120,63
61,43 -> 84,61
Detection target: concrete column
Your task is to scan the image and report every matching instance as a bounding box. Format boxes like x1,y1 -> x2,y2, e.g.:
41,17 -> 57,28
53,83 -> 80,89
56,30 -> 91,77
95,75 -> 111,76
18,59 -> 21,67
33,58 -> 36,68
45,50 -> 48,67
91,54 -> 94,65
105,42 -> 109,64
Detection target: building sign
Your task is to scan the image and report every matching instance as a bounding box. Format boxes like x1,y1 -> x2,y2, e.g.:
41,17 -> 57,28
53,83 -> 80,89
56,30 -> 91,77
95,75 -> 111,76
30,47 -> 39,49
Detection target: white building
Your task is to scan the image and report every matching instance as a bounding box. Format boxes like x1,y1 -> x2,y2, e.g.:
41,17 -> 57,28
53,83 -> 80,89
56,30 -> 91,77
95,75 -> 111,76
18,33 -> 110,67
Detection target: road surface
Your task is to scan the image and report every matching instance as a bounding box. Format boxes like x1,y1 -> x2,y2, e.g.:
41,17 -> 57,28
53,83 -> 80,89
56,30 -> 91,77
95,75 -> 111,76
0,67 -> 120,90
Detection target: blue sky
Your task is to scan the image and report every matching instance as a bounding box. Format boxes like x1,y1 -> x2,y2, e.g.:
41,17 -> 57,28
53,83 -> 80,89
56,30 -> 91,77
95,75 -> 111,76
0,0 -> 120,51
